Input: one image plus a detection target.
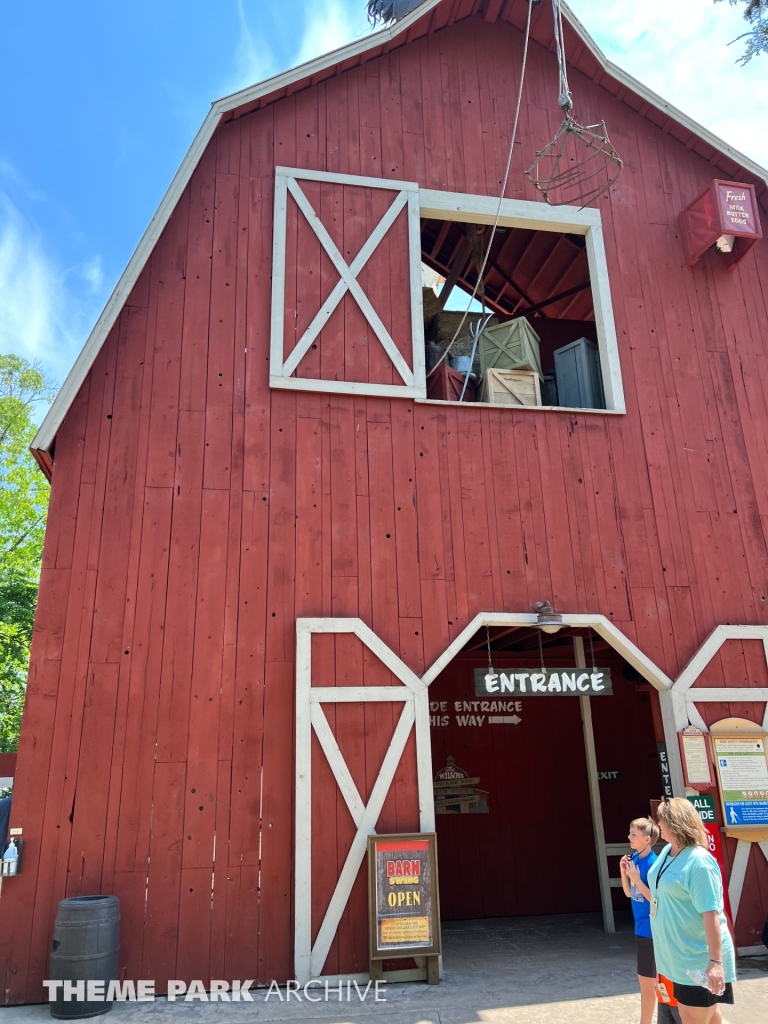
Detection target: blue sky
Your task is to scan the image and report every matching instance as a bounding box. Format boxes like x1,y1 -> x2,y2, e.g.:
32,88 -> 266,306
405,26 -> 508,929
1,0 -> 766,401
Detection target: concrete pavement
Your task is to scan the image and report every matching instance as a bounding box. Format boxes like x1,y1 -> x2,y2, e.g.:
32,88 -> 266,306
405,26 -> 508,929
1,914 -> 765,1024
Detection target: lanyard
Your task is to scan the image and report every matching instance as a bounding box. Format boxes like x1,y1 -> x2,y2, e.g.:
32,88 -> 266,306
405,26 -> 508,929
655,849 -> 677,888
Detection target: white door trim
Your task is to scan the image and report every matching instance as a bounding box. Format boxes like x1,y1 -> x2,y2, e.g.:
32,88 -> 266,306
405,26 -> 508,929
297,618 -> 768,973
418,189 -> 625,412
270,167 -> 426,399
668,624 -> 768,935
294,612 -> 678,982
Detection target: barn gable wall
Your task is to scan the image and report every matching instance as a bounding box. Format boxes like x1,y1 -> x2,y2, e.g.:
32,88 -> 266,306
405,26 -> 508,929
3,14 -> 768,1000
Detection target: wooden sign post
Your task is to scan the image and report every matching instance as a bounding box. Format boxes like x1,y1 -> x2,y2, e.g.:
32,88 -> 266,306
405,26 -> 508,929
367,833 -> 441,984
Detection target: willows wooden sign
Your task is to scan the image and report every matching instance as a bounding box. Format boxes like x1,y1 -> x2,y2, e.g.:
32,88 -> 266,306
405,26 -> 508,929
474,668 -> 612,697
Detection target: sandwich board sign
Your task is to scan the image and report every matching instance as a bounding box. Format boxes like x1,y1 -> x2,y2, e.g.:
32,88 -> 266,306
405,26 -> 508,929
367,833 -> 441,959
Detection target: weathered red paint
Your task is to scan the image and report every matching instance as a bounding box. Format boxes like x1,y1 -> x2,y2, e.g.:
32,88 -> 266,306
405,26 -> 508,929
2,2 -> 768,1002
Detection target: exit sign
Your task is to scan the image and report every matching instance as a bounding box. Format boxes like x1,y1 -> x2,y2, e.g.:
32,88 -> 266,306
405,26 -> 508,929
687,794 -> 717,824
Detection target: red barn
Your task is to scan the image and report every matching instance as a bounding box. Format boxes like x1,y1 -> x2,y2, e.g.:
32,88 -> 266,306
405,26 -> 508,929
3,0 -> 768,1001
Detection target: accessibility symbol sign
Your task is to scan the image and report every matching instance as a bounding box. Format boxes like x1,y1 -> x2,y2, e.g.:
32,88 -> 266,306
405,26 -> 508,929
712,736 -> 768,829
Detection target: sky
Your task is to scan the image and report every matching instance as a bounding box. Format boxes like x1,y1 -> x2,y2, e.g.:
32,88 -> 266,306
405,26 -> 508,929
1,0 -> 766,403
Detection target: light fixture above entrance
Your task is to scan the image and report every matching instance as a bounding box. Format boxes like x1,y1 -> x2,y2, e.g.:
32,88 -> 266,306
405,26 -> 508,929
533,601 -> 564,634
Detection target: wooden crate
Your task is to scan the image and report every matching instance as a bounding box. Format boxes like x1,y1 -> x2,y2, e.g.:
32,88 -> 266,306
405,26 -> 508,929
479,368 -> 541,406
426,363 -> 476,402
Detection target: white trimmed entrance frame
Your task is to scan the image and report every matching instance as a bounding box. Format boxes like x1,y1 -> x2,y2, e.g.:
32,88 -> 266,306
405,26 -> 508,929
294,612 -> 678,983
270,169 -> 626,412
668,625 -> 768,954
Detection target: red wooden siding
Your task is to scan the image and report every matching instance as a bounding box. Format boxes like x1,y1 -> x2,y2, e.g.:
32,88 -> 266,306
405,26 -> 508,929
3,13 -> 768,1000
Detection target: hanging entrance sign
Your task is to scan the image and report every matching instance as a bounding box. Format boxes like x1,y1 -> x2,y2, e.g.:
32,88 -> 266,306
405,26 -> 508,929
367,834 -> 441,960
711,735 -> 768,828
474,667 -> 612,697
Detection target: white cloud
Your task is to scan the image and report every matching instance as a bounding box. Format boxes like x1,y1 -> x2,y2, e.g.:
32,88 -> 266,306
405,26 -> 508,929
78,256 -> 104,294
220,0 -> 280,97
293,0 -> 374,68
570,0 -> 768,169
220,0 -> 374,102
0,189 -> 104,396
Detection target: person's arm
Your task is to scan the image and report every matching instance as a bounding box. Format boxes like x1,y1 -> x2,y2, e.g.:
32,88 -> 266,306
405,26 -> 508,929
702,911 -> 725,995
689,853 -> 727,996
619,856 -> 632,898
625,858 -> 652,901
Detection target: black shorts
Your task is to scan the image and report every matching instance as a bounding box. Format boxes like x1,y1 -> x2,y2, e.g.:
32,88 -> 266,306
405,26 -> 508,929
657,1004 -> 682,1024
673,982 -> 734,1007
636,935 -> 656,978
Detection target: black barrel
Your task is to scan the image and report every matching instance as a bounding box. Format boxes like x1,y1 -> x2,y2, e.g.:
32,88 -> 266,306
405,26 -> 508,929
49,896 -> 120,1019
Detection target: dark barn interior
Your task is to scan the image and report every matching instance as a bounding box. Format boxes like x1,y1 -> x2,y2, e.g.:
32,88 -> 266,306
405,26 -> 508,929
429,626 -> 661,921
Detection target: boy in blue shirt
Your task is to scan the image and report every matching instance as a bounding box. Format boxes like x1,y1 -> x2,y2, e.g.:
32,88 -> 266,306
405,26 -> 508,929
620,816 -> 660,1024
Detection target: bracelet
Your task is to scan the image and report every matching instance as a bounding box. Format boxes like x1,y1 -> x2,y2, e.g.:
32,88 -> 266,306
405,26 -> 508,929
709,959 -> 722,965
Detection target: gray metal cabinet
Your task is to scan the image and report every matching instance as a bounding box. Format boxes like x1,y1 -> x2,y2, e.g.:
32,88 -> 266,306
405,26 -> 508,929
553,337 -> 605,409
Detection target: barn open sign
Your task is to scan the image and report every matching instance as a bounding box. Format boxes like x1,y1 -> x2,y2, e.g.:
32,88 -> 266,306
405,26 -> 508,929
367,834 -> 441,960
474,668 -> 612,696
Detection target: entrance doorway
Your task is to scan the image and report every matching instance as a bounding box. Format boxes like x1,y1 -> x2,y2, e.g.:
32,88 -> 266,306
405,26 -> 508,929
428,626 -> 661,924
293,612 -> 675,983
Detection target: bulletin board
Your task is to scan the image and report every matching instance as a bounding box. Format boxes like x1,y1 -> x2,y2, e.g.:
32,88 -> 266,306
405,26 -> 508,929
711,733 -> 768,833
679,726 -> 714,789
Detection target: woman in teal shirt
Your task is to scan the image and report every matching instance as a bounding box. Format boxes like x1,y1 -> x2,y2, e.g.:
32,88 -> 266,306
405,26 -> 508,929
648,798 -> 736,1023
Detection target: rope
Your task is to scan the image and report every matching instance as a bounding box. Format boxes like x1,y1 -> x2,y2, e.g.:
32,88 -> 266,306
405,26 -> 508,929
551,0 -> 572,113
486,625 -> 495,676
459,312 -> 493,402
427,0 -> 536,378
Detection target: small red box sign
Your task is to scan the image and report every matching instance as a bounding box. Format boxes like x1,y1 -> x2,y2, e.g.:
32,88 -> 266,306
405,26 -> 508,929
679,179 -> 762,271
717,183 -> 757,233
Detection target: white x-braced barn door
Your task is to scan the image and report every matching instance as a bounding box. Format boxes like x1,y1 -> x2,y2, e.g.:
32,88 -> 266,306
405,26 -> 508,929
294,618 -> 434,983
270,167 -> 426,398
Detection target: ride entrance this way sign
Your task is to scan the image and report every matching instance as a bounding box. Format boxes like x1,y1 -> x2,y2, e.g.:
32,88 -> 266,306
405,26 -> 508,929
474,667 -> 612,697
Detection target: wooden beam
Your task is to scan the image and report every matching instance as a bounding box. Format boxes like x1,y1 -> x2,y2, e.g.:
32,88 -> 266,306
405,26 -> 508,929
482,252 -> 547,317
511,235 -> 572,315
483,0 -> 504,22
520,281 -> 591,317
464,625 -> 522,652
428,219 -> 451,260
437,235 -> 473,309
576,636 -> 615,935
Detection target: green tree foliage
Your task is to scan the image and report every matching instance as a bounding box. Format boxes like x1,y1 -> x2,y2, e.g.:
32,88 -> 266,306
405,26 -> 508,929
0,355 -> 57,751
716,0 -> 768,62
